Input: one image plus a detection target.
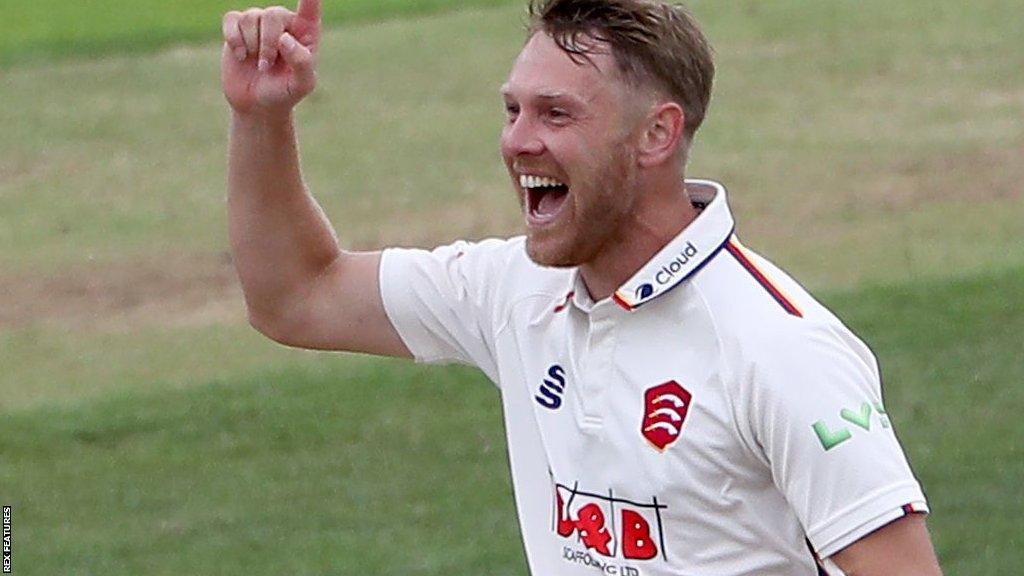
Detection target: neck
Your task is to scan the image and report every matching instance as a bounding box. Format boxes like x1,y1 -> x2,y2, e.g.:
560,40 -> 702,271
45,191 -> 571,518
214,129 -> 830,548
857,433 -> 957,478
579,178 -> 700,302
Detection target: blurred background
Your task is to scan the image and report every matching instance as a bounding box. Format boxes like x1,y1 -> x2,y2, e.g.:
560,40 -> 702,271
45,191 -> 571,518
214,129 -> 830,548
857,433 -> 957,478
1,0 -> 1021,573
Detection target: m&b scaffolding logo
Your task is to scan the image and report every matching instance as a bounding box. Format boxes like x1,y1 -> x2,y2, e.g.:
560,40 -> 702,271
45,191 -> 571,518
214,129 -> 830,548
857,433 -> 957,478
554,482 -> 668,572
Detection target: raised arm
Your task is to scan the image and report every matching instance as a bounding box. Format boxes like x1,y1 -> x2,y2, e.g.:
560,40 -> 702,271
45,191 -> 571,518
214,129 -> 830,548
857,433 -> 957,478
221,0 -> 410,357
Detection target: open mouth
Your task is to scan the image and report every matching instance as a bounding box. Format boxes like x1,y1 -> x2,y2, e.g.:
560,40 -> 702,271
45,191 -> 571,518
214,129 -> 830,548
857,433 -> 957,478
520,174 -> 570,226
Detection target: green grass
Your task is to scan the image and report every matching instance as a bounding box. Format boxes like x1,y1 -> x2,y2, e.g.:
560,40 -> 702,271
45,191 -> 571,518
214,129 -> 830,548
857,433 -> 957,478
2,0 -> 1021,412
0,358 -> 527,575
823,268 -> 1024,573
3,0 -> 518,67
2,1 -> 1021,283
0,322 -> 307,411
2,268 -> 1021,574
0,5 -> 525,275
2,0 -> 1022,572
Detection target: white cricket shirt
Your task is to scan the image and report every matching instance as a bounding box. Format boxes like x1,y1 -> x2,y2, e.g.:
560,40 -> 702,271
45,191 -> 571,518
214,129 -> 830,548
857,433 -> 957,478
379,179 -> 928,576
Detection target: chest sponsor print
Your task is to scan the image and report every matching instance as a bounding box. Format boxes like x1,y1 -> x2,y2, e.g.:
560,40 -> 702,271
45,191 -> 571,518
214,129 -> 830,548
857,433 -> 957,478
641,381 -> 692,451
553,481 -> 668,572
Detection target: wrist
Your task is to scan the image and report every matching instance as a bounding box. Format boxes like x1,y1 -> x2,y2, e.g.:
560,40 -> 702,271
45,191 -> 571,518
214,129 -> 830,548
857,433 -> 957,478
231,108 -> 295,132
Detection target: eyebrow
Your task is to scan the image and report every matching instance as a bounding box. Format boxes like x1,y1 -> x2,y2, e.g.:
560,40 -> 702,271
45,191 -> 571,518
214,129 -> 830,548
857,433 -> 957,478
499,86 -> 587,105
537,92 -> 574,102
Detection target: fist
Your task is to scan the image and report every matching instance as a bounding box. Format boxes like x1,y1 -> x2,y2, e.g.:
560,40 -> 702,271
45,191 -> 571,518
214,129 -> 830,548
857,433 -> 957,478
221,0 -> 322,115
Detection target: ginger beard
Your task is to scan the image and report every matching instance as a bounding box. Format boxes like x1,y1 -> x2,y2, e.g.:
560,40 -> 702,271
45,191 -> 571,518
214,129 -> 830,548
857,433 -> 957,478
518,137 -> 641,268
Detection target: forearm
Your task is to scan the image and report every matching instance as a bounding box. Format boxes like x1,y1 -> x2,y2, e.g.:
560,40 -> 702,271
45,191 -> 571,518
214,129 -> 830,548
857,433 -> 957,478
227,111 -> 341,325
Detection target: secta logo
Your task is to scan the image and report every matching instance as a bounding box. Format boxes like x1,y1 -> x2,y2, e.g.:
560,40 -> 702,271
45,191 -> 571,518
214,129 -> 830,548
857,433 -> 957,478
554,482 -> 668,570
535,365 -> 567,410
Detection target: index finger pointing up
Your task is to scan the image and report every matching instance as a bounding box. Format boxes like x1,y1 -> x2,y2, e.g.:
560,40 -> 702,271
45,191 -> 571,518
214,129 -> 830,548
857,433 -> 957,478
296,0 -> 321,24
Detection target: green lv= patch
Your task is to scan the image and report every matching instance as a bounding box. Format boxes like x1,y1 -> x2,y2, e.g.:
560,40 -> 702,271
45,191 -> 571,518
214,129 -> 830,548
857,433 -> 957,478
812,421 -> 853,451
812,401 -> 888,450
840,402 -> 873,431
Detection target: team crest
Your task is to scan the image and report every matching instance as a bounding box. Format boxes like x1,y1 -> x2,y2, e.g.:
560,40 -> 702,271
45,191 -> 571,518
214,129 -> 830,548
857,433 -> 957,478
641,381 -> 692,451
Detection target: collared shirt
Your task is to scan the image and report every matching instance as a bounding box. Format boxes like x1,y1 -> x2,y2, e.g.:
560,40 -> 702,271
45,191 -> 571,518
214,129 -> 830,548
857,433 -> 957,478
379,179 -> 928,576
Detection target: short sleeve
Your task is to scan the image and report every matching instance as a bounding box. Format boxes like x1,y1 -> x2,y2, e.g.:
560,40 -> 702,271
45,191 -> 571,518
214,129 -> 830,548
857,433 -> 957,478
746,322 -> 929,559
379,238 -> 516,384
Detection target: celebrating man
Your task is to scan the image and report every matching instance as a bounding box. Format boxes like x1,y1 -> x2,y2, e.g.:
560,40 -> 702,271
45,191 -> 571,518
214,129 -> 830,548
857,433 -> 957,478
221,0 -> 943,573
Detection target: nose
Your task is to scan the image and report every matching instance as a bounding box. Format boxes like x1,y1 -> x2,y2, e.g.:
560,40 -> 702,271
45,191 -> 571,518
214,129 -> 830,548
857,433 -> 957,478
500,114 -> 545,159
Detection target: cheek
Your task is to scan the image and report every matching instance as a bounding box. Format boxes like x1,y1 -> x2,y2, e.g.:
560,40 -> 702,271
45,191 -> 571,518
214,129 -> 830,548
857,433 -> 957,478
583,151 -> 634,209
568,144 -> 616,190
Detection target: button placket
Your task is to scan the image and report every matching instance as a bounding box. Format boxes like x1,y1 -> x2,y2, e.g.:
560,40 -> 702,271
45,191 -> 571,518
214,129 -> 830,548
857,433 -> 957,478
579,304 -> 617,428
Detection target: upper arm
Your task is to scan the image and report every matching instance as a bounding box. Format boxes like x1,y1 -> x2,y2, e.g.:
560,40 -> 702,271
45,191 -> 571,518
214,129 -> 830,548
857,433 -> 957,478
260,239 -> 509,382
369,241 -> 507,381
828,514 -> 942,576
744,323 -> 930,558
257,250 -> 413,358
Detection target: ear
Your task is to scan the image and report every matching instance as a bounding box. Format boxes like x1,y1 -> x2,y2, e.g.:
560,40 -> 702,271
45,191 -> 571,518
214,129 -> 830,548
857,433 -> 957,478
636,102 -> 685,168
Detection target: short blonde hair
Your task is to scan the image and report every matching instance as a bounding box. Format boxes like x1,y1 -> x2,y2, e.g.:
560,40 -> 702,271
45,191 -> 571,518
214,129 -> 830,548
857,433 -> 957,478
528,0 -> 715,140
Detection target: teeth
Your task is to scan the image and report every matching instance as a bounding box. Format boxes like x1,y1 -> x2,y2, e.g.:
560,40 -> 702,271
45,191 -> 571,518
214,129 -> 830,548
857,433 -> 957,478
519,174 -> 566,189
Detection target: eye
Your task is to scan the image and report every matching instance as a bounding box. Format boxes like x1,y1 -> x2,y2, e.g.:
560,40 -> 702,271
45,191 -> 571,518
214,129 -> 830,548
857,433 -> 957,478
546,108 -> 571,124
505,103 -> 520,122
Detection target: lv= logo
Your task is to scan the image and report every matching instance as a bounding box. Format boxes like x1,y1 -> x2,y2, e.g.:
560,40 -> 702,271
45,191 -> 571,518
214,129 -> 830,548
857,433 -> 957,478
812,402 -> 891,451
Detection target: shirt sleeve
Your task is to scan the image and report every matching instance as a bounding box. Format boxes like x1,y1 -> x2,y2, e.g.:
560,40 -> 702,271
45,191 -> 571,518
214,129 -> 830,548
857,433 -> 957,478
378,238 -> 513,384
746,321 -> 929,559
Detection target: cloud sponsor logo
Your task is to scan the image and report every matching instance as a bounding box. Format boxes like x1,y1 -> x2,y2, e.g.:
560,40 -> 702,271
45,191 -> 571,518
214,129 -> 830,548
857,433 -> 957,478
535,365 -> 567,410
653,242 -> 698,286
553,482 -> 667,567
641,381 -> 692,451
634,283 -> 655,301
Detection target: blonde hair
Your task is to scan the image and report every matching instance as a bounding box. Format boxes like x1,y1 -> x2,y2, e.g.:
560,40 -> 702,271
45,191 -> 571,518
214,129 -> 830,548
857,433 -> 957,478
528,0 -> 715,140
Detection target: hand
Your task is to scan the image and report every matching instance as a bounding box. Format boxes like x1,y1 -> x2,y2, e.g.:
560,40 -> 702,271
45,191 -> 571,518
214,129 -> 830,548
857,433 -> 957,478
221,0 -> 321,116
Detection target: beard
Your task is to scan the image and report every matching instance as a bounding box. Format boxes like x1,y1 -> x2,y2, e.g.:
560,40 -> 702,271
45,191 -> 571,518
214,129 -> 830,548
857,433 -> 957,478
525,140 -> 639,268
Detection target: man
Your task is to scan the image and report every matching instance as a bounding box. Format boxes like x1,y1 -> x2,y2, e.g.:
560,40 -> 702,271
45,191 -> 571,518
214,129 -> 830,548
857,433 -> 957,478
221,0 -> 944,573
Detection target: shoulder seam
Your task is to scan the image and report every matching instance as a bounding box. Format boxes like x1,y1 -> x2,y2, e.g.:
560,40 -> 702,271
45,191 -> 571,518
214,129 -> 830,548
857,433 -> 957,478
495,291 -> 563,335
491,238 -> 568,335
724,239 -> 804,318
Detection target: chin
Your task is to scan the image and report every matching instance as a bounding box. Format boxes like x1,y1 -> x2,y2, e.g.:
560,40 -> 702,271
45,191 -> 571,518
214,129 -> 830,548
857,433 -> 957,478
525,232 -> 589,268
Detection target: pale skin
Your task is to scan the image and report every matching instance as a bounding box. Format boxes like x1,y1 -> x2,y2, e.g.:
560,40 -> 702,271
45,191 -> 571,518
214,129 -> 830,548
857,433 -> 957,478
222,0 -> 408,356
221,1 -> 943,572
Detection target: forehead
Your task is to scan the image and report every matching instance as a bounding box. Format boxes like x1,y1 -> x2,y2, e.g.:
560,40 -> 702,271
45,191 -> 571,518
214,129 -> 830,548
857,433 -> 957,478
501,32 -> 622,103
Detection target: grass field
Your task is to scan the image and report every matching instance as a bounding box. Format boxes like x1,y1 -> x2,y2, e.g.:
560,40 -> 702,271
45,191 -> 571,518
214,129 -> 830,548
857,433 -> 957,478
3,270 -> 1021,574
3,0 -> 515,67
1,0 -> 1022,573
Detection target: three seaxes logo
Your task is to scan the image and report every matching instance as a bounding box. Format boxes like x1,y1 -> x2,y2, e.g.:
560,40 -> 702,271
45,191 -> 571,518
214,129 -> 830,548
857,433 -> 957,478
641,381 -> 692,451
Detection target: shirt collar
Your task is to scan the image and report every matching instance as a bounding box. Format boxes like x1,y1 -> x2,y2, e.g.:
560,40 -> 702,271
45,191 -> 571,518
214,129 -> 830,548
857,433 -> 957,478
567,178 -> 735,313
